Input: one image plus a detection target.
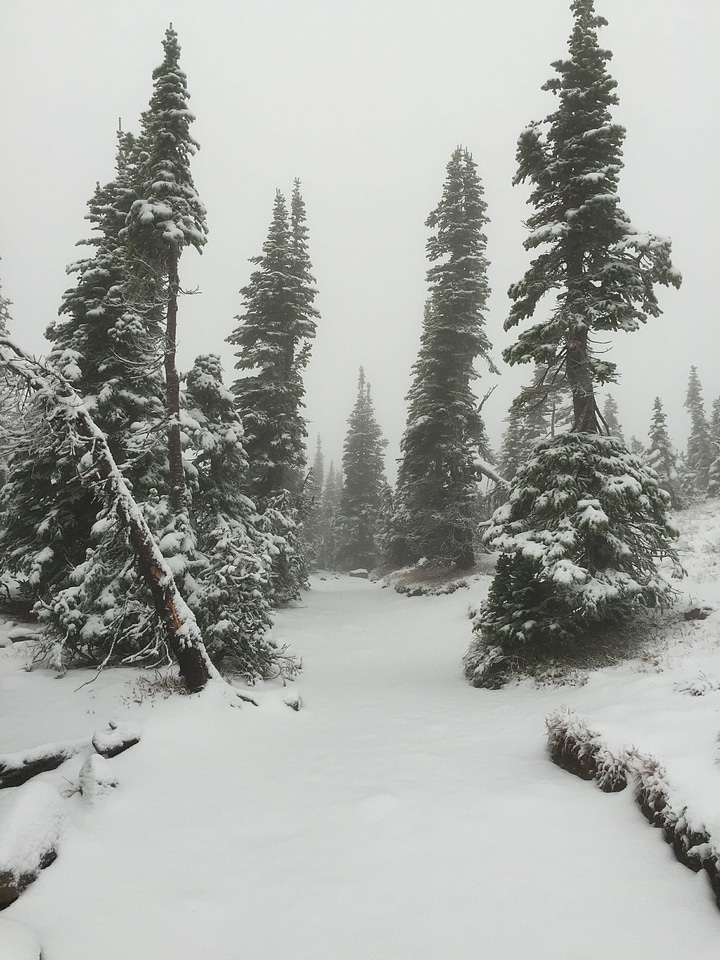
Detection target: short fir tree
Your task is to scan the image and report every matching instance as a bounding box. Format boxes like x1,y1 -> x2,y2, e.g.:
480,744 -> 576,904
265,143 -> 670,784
335,369 -> 388,571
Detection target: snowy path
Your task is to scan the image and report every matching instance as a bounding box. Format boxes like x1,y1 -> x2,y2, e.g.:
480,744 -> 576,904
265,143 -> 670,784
4,575 -> 720,958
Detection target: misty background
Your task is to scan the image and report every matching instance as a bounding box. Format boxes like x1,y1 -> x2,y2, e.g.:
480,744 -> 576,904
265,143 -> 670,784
1,0 -> 717,479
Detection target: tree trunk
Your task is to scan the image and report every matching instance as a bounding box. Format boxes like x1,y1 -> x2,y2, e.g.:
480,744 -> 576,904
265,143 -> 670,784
165,252 -> 186,516
0,337 -> 213,692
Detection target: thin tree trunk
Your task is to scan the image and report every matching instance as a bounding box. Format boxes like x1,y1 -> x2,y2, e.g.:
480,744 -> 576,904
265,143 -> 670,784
0,337 -> 212,692
165,252 -> 186,516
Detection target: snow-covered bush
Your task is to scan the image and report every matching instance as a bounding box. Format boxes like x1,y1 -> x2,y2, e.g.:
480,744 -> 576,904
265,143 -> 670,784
464,433 -> 681,687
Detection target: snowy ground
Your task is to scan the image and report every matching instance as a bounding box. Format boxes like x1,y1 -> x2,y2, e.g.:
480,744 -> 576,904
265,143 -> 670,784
2,504 -> 720,958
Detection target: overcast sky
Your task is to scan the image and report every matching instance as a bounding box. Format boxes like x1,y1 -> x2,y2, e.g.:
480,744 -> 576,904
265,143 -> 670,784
1,0 -> 718,479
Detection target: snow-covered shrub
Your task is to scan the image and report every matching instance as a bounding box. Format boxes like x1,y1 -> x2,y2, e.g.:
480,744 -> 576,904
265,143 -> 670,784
464,434 -> 681,687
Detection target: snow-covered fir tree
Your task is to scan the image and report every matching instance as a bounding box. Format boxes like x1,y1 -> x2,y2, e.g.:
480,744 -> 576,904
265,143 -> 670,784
394,147 -> 493,570
124,23 -> 207,525
335,369 -> 388,571
0,131 -> 167,609
465,0 -> 681,687
683,366 -> 712,498
181,354 -> 289,680
229,184 -> 318,601
646,396 -> 682,509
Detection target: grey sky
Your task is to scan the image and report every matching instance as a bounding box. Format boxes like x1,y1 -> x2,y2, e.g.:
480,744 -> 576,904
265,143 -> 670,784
1,0 -> 718,478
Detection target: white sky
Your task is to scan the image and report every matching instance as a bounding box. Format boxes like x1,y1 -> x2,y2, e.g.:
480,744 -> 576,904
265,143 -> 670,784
1,0 -> 718,478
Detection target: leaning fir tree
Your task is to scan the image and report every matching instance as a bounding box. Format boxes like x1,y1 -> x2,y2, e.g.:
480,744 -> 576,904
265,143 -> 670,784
465,0 -> 681,687
394,147 -> 493,570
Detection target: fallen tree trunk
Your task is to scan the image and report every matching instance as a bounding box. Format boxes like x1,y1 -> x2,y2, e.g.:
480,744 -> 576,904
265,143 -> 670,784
0,336 -> 217,692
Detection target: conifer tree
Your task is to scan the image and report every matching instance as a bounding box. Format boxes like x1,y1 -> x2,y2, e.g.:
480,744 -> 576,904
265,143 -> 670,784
336,368 -> 388,571
646,397 -> 682,509
466,0 -> 681,687
684,366 -> 712,497
301,436 -> 325,571
706,397 -> 720,498
181,354 -> 287,679
0,132 -> 167,604
125,24 -> 207,520
229,184 -> 318,601
317,462 -> 342,570
395,147 -> 493,570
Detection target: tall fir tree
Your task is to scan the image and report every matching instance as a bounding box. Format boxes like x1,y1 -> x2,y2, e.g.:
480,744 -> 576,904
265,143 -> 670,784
124,23 -> 207,521
683,366 -> 712,498
0,131 -> 167,605
395,147 -> 493,570
466,0 -> 681,687
229,184 -> 318,601
335,368 -> 388,571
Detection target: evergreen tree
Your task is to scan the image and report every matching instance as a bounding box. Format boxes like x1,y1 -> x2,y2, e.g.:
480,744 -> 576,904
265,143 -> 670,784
335,368 -> 388,570
0,132 -> 167,604
602,394 -> 625,445
300,436 -> 325,571
395,147 -> 493,570
182,354 -> 286,679
317,462 -> 342,570
684,366 -> 712,497
646,396 -> 682,509
503,0 -> 680,431
124,24 -> 207,520
229,184 -> 318,601
467,0 -> 681,686
230,187 -> 317,500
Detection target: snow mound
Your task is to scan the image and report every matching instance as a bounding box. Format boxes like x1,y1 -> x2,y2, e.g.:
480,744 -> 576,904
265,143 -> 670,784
79,754 -> 119,804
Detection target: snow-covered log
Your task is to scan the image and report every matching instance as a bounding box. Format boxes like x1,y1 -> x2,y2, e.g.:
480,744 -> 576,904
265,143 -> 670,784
0,781 -> 65,908
0,737 -> 90,790
0,335 -> 219,692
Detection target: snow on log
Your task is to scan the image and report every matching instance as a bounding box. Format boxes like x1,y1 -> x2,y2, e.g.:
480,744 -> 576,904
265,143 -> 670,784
0,335 -> 220,692
473,455 -> 509,488
0,782 -> 65,908
91,720 -> 142,759
0,737 -> 91,790
547,707 -> 720,910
